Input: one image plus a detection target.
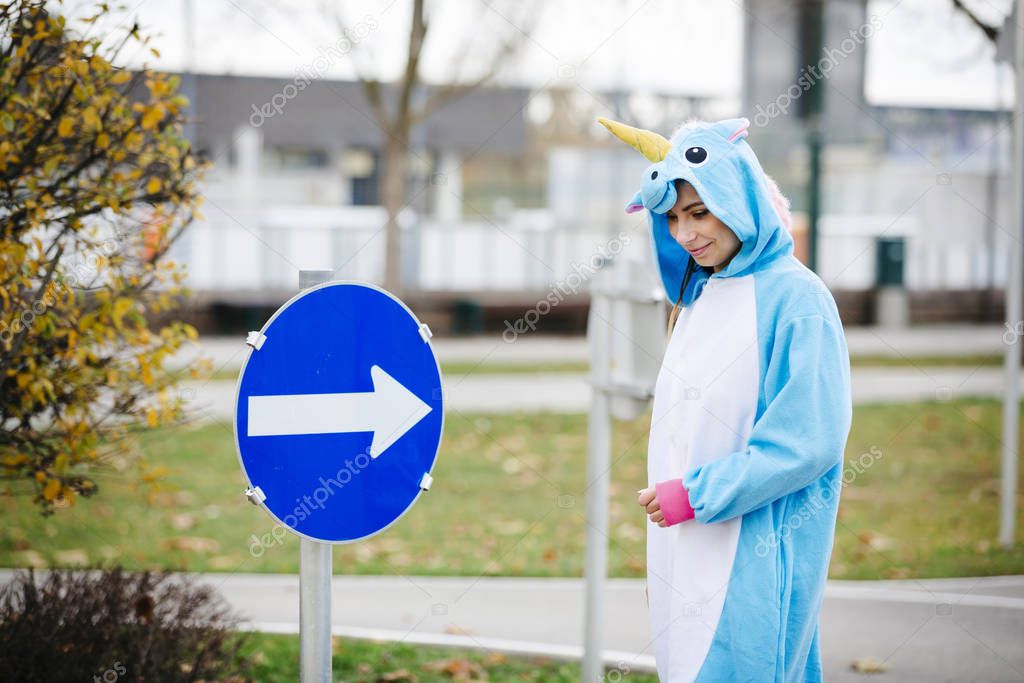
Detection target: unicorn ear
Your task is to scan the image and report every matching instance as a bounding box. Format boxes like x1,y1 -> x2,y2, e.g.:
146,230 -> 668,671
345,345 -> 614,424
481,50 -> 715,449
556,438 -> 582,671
625,189 -> 644,214
711,117 -> 750,143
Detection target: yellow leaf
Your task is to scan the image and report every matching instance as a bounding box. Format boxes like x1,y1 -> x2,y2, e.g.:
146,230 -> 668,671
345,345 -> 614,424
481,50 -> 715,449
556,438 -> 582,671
146,177 -> 162,194
146,407 -> 158,427
140,105 -> 163,130
1,453 -> 28,467
58,116 -> 74,137
111,297 -> 133,329
43,478 -> 61,501
82,107 -> 100,131
140,358 -> 153,387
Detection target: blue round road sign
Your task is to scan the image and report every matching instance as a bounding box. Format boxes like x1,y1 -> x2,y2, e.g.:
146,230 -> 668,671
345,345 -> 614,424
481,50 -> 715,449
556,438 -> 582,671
234,281 -> 444,543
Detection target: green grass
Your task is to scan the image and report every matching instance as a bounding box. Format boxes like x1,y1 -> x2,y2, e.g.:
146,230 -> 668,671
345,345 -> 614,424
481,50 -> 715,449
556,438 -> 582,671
2,400 -> 1022,580
441,361 -> 590,376
832,400 -> 1024,579
241,632 -> 655,682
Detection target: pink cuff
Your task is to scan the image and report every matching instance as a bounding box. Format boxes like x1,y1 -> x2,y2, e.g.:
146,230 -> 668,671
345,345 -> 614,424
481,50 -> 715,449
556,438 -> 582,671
655,478 -> 695,526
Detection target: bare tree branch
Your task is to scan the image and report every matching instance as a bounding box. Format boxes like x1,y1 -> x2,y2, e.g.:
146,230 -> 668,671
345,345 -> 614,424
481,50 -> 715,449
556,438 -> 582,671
951,0 -> 1000,43
315,0 -> 541,293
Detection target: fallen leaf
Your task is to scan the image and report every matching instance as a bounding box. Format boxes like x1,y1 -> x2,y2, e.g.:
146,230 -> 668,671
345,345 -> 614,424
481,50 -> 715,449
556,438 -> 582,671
54,549 -> 88,566
209,555 -> 240,569
850,656 -> 888,673
13,550 -> 46,568
423,658 -> 487,681
492,519 -> 527,535
162,536 -> 220,553
170,513 -> 196,530
882,566 -> 911,579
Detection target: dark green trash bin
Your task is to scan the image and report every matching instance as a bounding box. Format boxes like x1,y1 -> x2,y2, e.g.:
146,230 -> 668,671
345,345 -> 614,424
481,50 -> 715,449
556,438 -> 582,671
451,298 -> 483,335
875,237 -> 905,287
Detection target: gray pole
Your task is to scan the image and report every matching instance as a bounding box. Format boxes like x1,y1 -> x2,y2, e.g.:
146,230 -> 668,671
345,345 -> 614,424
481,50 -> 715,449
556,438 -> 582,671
582,292 -> 612,682
181,0 -> 197,147
298,269 -> 334,681
1000,1 -> 1024,549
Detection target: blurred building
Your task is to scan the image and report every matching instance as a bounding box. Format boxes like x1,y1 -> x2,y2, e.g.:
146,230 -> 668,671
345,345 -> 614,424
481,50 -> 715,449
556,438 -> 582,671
167,0 -> 1014,332
744,0 -> 1011,323
169,71 -> 725,332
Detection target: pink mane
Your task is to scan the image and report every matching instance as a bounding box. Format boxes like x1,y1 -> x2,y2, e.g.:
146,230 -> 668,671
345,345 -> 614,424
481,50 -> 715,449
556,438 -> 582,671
764,174 -> 792,232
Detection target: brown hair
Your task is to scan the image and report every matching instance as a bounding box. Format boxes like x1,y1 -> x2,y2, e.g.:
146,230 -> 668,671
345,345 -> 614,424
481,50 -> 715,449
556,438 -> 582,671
666,178 -> 687,337
666,257 -> 701,338
667,292 -> 684,337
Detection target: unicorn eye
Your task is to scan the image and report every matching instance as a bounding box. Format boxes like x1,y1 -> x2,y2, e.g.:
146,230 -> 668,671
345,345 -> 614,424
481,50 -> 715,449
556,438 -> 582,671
684,146 -> 708,167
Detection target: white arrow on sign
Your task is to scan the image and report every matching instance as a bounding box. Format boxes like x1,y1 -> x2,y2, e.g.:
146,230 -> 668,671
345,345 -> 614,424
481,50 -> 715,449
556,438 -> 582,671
247,364 -> 433,458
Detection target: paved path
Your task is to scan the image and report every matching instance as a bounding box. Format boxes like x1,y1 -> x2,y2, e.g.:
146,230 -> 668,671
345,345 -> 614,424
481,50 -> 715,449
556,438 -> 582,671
171,326 -> 1008,374
178,365 -> 1024,421
5,570 -> 1017,681
168,325 -> 1017,419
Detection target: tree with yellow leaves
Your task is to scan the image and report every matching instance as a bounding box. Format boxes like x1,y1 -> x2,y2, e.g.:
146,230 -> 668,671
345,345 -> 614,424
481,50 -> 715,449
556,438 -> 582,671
0,1 -> 209,513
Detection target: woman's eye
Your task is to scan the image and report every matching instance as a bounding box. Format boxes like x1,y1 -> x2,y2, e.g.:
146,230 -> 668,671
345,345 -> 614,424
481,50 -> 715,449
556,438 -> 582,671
693,210 -> 708,219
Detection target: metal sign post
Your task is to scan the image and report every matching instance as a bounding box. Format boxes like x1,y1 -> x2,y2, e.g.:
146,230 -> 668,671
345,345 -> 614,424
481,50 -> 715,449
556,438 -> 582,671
582,288 -> 612,683
298,270 -> 333,683
582,254 -> 665,681
1000,0 -> 1024,549
299,535 -> 332,682
234,270 -> 444,681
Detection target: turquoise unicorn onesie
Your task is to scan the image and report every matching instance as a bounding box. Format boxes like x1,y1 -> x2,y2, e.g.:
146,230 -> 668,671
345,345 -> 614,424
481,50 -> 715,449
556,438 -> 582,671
600,116 -> 853,682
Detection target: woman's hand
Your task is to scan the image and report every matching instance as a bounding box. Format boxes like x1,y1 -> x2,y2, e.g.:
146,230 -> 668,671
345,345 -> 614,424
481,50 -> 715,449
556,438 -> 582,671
637,486 -> 667,527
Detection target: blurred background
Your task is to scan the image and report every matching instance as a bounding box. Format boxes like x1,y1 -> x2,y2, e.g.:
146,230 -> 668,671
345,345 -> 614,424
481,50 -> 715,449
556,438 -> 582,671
3,1 -> 1024,681
67,0 -> 1021,332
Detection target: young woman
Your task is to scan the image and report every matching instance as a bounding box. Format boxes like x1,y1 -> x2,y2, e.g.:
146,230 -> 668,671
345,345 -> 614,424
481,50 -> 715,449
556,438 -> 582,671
599,116 -> 853,682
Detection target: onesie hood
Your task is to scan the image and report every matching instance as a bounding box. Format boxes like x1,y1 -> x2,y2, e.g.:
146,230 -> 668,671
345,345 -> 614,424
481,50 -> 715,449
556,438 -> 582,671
599,116 -> 795,304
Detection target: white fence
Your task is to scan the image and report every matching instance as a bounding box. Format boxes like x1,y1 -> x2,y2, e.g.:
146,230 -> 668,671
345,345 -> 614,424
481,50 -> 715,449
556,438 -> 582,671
172,190 -> 1013,296
170,204 -> 641,294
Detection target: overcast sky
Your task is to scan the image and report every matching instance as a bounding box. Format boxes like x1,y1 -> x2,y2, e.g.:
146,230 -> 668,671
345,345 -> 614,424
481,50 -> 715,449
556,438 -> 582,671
60,0 -> 1015,110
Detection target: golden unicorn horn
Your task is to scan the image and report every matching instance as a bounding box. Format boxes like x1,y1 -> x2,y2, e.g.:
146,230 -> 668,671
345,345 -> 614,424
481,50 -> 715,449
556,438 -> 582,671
597,117 -> 671,163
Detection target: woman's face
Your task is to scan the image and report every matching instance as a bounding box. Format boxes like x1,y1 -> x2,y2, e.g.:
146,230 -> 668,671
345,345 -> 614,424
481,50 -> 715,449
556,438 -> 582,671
665,180 -> 741,273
